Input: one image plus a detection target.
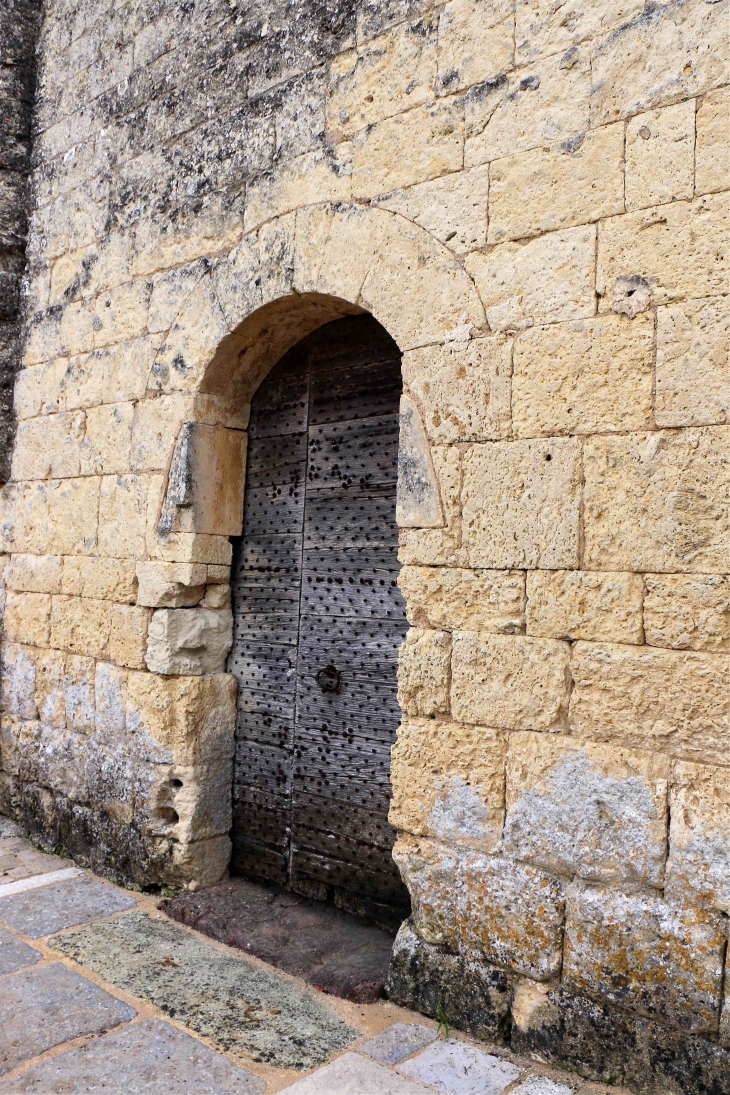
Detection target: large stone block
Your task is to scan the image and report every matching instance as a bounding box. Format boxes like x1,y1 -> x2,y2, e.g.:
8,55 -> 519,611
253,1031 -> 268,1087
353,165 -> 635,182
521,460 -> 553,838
514,0 -> 646,63
395,395 -> 444,528
35,647 -> 66,728
462,438 -> 581,569
61,556 -> 138,603
570,641 -> 730,763
526,570 -> 644,644
125,671 -> 237,766
436,0 -> 513,91
1,642 -> 37,721
0,717 -> 41,782
80,401 -> 134,475
37,722 -> 89,803
465,225 -> 595,333
399,447 -> 465,566
11,412 -> 85,480
5,554 -> 63,594
665,760 -> 730,915
401,337 -> 511,443
351,99 -> 463,197
97,474 -> 149,560
106,605 -> 149,670
399,566 -> 525,633
158,424 -> 247,538
0,478 -> 100,557
136,561 -> 207,608
596,194 -> 728,307
655,296 -> 729,427
397,628 -> 451,717
583,427 -> 730,572
244,148 -> 352,232
390,716 -> 505,850
488,123 -> 625,243
3,591 -> 51,647
563,884 -> 726,1032
696,84 -> 729,194
92,277 -> 151,349
644,573 -> 730,651
512,314 -> 654,438
144,607 -> 233,676
378,164 -> 489,254
63,654 -> 96,734
451,632 -> 570,732
625,100 -> 695,211
503,732 -> 669,886
129,394 -> 193,474
50,595 -> 110,660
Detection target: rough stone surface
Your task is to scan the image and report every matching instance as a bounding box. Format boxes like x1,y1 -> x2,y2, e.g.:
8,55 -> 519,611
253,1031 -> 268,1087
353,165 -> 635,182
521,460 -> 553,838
144,606 -> 233,675
359,1022 -> 438,1066
665,760 -> 730,915
399,567 -> 525,634
644,573 -> 730,651
399,1039 -> 521,1094
277,1052 -> 431,1095
0,874 -> 136,938
397,396 -> 444,528
0,923 -> 41,975
695,84 -> 730,195
397,629 -> 452,717
655,296 -> 729,427
526,570 -> 644,644
625,100 -> 696,210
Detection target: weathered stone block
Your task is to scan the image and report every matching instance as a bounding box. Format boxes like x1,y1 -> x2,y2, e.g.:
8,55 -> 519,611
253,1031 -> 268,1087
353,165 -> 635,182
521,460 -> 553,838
399,566 -> 525,633
696,84 -> 729,195
399,446 -> 465,567
625,100 -> 695,211
98,474 -> 149,560
665,760 -> 730,915
395,396 -> 443,528
655,296 -> 729,427
351,100 -> 463,197
38,723 -> 89,802
462,438 -> 581,569
50,595 -> 110,660
466,226 -> 595,333
564,884 -> 726,1032
451,632 -> 570,732
644,573 -> 730,651
488,123 -> 625,243
35,647 -> 66,728
397,628 -> 451,717
1,643 -> 37,721
596,194 -> 728,307
570,641 -> 730,763
512,314 -> 654,438
136,561 -> 207,608
514,0 -> 646,63
201,583 -> 230,609
526,570 -> 644,644
244,148 -> 352,232
401,337 -> 511,444
378,164 -> 489,253
390,716 -> 505,850
145,607 -> 233,676
504,732 -> 668,886
437,0 -> 513,91
106,604 -> 149,670
158,424 -> 247,538
130,394 -> 192,474
61,556 -> 138,603
583,427 -> 730,572
63,654 -> 95,734
4,591 -> 51,647
92,278 -> 151,350
0,478 -> 100,557
14,358 -> 69,420
5,554 -> 63,594
11,411 -> 85,480
80,401 -> 134,475
0,717 -> 41,781
125,671 -> 237,767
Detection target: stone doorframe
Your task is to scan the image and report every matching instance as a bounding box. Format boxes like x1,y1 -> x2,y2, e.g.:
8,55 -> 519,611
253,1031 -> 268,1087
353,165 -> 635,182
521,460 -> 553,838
141,203 -> 484,889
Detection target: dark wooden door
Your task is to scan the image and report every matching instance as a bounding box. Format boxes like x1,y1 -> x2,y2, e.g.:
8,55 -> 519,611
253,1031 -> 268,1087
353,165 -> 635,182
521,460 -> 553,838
228,315 -> 410,928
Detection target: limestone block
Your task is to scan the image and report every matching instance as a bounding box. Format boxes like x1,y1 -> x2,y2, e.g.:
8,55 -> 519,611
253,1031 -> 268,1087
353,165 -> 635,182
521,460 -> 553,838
451,633 -> 570,732
148,258 -> 212,334
136,562 -> 207,608
569,641 -> 730,763
399,446 -> 465,567
35,647 -> 67,729
37,723 -> 88,803
392,835 -> 461,946
107,605 -> 149,670
504,732 -> 669,886
92,278 -> 151,350
94,661 -> 128,748
526,571 -> 644,644
63,654 -> 96,734
512,314 -> 654,438
148,278 -> 231,399
294,204 -> 370,301
437,0 -> 514,91
397,629 -> 451,717
80,402 -> 134,475
390,717 -> 506,851
399,566 -> 525,633
201,583 -> 230,609
488,124 -> 625,243
147,531 -> 234,567
0,718 -> 41,782
206,565 -> 231,584
696,85 -> 730,194
465,50 -> 591,167
377,165 -> 489,253
170,835 -> 231,888
0,555 -> 9,586
1,643 -> 38,721
644,574 -> 730,652
145,607 -> 233,676
462,438 -> 581,569
351,100 -> 463,198
514,0 -> 646,62
4,592 -> 52,647
244,147 -> 352,233
257,215 -> 296,305
11,411 -> 85,480
465,225 -> 595,333
0,479 -> 100,557
564,884 -> 726,1032
666,761 -> 730,915
396,397 -> 443,529
655,297 -> 729,427
97,475 -> 149,560
125,671 -> 237,767
5,555 -> 63,595
327,19 -> 437,138
50,596 -> 110,660
583,428 -> 730,573
589,0 -> 728,126
149,757 -> 233,844
61,557 -> 138,603
596,194 -> 728,307
14,358 -> 69,419
130,394 -> 192,473
402,338 -> 511,444
625,101 -> 695,211
158,424 -> 247,538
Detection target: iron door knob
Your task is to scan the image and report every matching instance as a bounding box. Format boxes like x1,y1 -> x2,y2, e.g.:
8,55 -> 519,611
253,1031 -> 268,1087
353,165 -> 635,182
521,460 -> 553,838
316,664 -> 341,693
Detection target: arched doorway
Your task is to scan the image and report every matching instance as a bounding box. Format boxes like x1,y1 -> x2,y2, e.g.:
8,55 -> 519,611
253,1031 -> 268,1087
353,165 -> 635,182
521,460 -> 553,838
227,314 -> 411,929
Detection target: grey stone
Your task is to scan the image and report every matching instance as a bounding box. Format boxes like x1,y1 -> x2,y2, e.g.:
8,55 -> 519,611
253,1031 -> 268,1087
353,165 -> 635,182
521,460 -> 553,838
359,1022 -> 438,1065
0,817 -> 21,839
144,607 -> 233,675
0,875 -> 136,938
50,912 -> 358,1070
398,1040 -> 522,1094
0,924 -> 41,975
0,962 -> 136,1076
511,1079 -> 576,1095
278,1052 -> 432,1094
0,1017 -> 266,1094
396,395 -> 444,528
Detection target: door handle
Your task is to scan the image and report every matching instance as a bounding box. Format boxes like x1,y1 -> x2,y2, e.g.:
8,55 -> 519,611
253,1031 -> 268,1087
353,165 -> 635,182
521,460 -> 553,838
315,664 -> 341,693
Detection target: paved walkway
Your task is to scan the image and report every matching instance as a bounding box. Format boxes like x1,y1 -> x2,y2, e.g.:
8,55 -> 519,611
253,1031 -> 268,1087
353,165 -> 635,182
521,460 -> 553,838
0,816 -> 628,1094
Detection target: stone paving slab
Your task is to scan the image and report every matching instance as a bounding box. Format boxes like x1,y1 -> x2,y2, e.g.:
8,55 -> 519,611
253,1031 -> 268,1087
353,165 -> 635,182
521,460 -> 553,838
511,1078 -> 577,1094
0,925 -> 41,977
0,868 -> 82,899
398,1040 -> 523,1095
360,1023 -> 439,1065
0,875 -> 136,938
0,963 -> 137,1077
50,911 -> 359,1071
278,1052 -> 433,1093
0,1018 -> 267,1094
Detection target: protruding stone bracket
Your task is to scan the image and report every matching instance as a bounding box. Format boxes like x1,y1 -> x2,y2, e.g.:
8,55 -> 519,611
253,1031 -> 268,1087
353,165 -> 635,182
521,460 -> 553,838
397,395 -> 445,529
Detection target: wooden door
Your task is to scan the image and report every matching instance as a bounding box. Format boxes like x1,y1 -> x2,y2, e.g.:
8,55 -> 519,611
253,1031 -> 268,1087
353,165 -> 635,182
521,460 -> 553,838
228,315 -> 410,928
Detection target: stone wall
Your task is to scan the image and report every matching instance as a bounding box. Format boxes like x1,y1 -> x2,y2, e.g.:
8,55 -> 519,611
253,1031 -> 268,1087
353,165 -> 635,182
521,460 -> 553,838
0,0 -> 728,1090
